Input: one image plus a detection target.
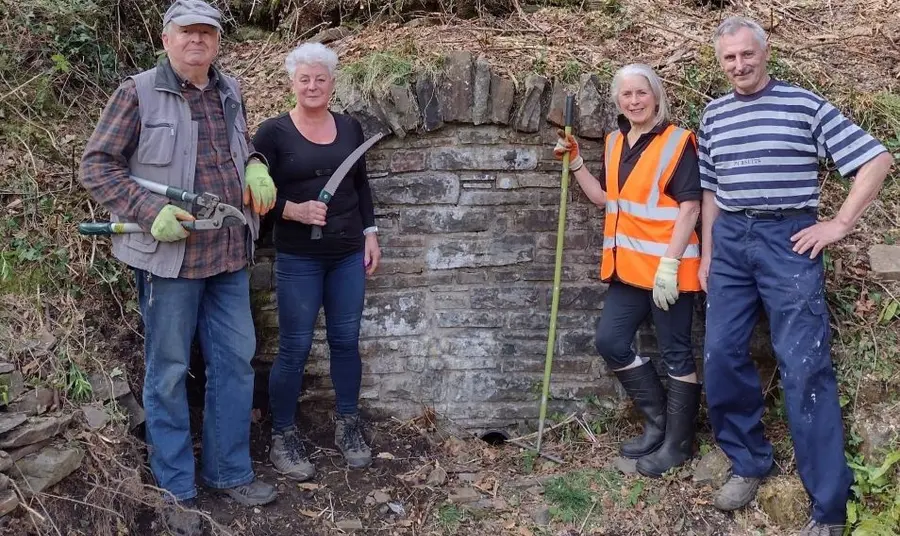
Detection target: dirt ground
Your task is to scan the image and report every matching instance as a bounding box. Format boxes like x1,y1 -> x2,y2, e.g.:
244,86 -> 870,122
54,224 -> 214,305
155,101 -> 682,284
117,402 -> 781,536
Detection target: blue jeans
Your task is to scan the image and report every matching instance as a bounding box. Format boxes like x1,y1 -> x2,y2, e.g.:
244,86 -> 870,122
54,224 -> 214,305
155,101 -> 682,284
704,211 -> 852,524
135,268 -> 256,501
269,250 -> 365,433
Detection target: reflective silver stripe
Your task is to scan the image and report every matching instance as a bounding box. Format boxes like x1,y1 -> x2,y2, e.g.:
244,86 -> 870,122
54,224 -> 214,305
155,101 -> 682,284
605,131 -> 619,173
606,201 -> 618,214
603,234 -> 700,258
646,127 -> 688,210
617,199 -> 679,220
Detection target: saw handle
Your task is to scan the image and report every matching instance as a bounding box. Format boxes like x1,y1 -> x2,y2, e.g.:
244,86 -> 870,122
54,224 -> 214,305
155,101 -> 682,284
310,190 -> 333,240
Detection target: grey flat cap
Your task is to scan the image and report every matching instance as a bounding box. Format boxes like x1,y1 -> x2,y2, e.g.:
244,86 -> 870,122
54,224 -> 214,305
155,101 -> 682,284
163,0 -> 223,32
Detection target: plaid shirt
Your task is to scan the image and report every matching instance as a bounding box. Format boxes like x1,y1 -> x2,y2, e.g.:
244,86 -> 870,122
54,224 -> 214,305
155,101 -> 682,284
80,62 -> 249,279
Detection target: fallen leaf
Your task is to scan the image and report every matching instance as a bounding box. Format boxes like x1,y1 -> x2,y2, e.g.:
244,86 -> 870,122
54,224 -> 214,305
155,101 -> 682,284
298,509 -> 320,518
376,452 -> 395,460
297,482 -> 321,490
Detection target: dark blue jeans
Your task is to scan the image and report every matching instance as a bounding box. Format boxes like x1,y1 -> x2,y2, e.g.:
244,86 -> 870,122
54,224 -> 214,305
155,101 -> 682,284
704,211 -> 852,524
135,268 -> 257,502
269,250 -> 365,433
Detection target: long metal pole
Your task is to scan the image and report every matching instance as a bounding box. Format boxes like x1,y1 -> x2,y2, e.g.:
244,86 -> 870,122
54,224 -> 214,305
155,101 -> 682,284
536,94 -> 575,454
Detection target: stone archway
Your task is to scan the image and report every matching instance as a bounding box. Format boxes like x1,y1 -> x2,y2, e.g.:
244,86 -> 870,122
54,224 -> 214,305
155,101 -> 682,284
249,52 -> 663,432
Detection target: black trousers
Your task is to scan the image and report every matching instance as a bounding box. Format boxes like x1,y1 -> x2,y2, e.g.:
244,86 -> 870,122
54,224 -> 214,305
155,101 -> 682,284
595,281 -> 696,377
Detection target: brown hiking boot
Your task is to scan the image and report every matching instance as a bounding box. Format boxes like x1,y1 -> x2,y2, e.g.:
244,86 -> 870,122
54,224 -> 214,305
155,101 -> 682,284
713,475 -> 762,511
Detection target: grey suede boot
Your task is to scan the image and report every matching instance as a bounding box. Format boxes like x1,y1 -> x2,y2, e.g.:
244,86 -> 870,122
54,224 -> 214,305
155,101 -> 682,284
270,427 -> 316,481
334,413 -> 372,469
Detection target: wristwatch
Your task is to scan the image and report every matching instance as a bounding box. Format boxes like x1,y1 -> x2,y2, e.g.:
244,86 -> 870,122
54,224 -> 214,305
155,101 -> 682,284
363,226 -> 378,235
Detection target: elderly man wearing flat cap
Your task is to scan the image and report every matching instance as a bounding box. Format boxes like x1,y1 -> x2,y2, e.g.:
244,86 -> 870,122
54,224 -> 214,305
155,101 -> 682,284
79,0 -> 277,533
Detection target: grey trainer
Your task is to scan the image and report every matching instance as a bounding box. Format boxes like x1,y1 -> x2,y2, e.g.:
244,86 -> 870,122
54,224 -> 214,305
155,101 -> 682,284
797,519 -> 844,536
219,477 -> 276,506
713,475 -> 762,511
334,413 -> 372,469
270,427 -> 316,481
162,499 -> 202,536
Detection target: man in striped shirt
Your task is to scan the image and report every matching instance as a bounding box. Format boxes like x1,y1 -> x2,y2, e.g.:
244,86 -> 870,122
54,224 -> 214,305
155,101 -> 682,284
699,16 -> 894,536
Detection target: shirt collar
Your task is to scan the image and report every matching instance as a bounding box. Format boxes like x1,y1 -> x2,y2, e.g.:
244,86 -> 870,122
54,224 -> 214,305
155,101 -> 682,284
158,57 -> 221,92
617,114 -> 670,136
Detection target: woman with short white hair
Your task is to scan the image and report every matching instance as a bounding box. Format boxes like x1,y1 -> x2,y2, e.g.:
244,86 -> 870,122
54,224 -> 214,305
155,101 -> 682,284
252,42 -> 381,481
553,63 -> 703,478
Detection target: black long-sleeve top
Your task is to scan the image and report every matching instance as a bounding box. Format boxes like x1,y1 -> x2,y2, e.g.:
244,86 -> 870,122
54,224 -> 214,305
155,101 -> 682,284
252,112 -> 376,259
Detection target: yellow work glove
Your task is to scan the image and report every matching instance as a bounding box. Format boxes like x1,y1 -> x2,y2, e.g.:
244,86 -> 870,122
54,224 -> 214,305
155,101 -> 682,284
553,129 -> 584,171
652,257 -> 680,311
243,162 -> 276,215
150,205 -> 195,242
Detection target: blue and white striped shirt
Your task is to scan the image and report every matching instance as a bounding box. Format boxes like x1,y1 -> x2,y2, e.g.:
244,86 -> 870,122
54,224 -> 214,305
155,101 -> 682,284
698,79 -> 887,211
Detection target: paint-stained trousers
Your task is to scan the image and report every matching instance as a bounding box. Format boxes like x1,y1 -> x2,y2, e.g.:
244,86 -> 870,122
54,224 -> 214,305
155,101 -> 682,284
704,210 -> 853,524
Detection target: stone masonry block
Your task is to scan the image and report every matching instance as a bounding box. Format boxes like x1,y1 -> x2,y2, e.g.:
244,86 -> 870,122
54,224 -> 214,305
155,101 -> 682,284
439,52 -> 474,123
513,74 -> 549,133
370,172 -> 460,205
471,286 -> 542,309
415,75 -> 444,131
361,291 -> 428,338
429,146 -> 538,171
473,56 -> 492,125
400,206 -> 492,234
489,73 -> 516,125
426,235 -> 534,270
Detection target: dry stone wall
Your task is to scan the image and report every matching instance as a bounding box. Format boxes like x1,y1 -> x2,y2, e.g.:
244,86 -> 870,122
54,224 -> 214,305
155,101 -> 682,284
248,52 -> 757,431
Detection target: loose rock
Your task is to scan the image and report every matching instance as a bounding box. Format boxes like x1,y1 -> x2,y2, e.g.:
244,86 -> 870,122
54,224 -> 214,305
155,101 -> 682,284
88,372 -> 130,402
426,465 -> 448,486
0,414 -> 74,450
116,392 -> 146,429
82,404 -> 109,430
8,387 -> 57,416
531,505 -> 551,526
0,489 -> 18,517
0,362 -> 13,375
868,244 -> 900,280
371,490 -> 391,504
612,456 -> 638,474
448,486 -> 481,504
0,451 -> 10,473
309,26 -> 351,44
13,445 -> 84,497
693,447 -> 731,488
335,518 -> 364,531
0,413 -> 27,435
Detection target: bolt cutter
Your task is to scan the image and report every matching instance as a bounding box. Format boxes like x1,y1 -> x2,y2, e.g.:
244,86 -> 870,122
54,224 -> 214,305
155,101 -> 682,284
78,176 -> 247,236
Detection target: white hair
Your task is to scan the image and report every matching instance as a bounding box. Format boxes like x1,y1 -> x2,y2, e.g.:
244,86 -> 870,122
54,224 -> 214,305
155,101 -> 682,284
610,63 -> 669,126
285,43 -> 339,78
713,16 -> 768,56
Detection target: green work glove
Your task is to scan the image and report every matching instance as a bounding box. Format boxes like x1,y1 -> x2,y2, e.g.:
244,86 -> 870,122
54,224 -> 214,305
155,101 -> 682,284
150,205 -> 194,242
652,257 -> 680,311
243,162 -> 276,215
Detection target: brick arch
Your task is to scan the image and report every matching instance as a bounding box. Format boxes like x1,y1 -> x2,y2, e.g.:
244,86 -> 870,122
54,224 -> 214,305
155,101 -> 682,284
248,52 -> 681,433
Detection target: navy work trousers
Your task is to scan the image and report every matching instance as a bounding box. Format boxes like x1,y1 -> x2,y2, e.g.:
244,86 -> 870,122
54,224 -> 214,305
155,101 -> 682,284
704,210 -> 852,524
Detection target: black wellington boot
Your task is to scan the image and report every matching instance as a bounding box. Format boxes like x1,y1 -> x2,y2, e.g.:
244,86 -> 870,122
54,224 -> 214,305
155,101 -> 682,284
636,378 -> 701,478
614,360 -> 667,459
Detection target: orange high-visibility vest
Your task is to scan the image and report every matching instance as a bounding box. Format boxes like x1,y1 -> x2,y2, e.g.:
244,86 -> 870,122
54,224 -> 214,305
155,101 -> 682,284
600,124 -> 701,292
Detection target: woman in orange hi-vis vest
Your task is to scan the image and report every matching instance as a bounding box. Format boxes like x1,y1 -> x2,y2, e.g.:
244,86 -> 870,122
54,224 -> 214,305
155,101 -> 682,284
553,64 -> 702,478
